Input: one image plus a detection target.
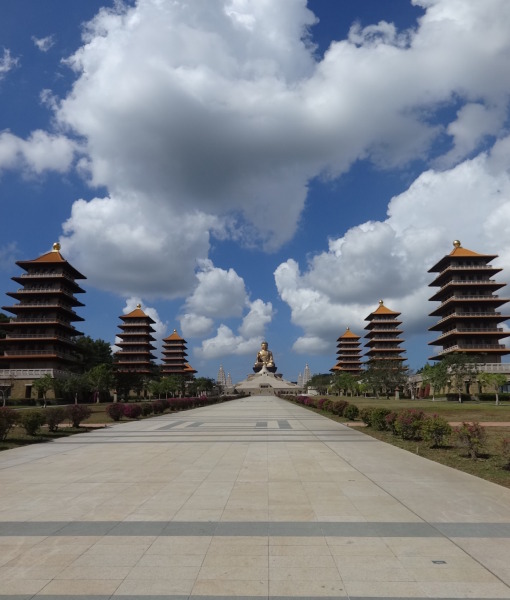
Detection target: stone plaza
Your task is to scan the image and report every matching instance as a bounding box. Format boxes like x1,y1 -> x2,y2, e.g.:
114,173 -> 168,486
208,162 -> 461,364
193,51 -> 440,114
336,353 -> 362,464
1,396 -> 509,598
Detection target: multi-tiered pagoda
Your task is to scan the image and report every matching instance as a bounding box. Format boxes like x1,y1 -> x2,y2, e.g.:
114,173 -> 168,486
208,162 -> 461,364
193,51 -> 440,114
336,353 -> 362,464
330,327 -> 363,375
114,304 -> 156,374
161,329 -> 196,377
0,243 -> 86,398
428,240 -> 510,362
364,300 -> 406,364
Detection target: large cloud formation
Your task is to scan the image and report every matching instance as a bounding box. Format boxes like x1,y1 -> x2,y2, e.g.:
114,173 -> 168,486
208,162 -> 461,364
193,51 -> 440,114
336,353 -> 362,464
3,0 -> 510,365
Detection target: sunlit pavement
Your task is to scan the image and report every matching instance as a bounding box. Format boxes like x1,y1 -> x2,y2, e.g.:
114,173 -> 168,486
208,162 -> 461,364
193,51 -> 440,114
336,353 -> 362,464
1,395 -> 509,599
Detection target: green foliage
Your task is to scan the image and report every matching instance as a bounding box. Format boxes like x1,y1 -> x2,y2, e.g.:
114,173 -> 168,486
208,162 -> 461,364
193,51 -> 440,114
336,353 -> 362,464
421,414 -> 452,448
331,372 -> 357,396
477,372 -> 508,405
45,407 -> 66,432
307,373 -> 332,395
359,408 -> 373,426
75,335 -> 113,371
0,407 -> 18,440
343,404 -> 359,420
369,408 -> 392,431
87,364 -> 114,402
330,400 -> 349,416
363,361 -> 409,398
141,402 -> 153,416
31,374 -> 54,402
19,410 -> 46,435
456,422 -> 488,459
421,362 -> 449,399
65,404 -> 92,428
500,438 -> 510,469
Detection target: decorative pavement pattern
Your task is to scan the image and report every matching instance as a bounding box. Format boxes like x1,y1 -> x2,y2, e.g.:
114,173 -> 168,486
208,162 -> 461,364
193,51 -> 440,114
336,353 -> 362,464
0,396 -> 509,599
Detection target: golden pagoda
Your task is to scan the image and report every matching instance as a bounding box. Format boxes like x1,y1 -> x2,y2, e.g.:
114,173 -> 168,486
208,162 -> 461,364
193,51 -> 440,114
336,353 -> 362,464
364,300 -> 406,364
330,327 -> 363,375
428,240 -> 510,362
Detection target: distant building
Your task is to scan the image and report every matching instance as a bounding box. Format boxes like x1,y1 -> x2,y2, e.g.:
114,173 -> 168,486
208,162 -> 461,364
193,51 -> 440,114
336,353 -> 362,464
330,327 -> 363,375
0,242 -> 86,399
303,363 -> 311,384
428,240 -> 510,363
364,300 -> 406,365
114,304 -> 156,374
226,372 -> 232,387
217,364 -> 226,386
161,329 -> 196,377
297,372 -> 303,387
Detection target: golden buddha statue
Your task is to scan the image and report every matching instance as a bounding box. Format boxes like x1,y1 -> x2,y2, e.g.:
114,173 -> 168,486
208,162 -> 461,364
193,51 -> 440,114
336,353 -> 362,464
253,341 -> 276,373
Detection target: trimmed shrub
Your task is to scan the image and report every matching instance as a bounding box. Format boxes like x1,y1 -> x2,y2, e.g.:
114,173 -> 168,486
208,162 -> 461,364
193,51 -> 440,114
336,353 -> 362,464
151,400 -> 166,414
446,393 -> 471,403
455,422 -> 487,459
384,411 -> 398,435
123,403 -> 142,419
0,407 -> 18,440
66,404 -> 92,428
141,402 -> 153,416
316,398 -> 328,410
19,409 -> 46,435
370,408 -> 392,431
343,404 -> 359,420
106,402 -> 125,421
45,407 -> 66,432
322,399 -> 334,412
330,400 -> 349,416
393,409 -> 425,440
421,414 -> 452,448
500,438 -> 510,469
359,408 -> 373,426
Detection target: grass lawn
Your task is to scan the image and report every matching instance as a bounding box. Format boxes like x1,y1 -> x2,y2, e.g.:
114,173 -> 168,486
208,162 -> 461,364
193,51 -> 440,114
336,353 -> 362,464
296,395 -> 510,489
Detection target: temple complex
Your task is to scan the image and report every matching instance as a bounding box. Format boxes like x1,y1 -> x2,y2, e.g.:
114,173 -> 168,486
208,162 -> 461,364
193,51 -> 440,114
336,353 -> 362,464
330,327 -> 363,375
428,240 -> 510,362
364,300 -> 406,365
114,304 -> 156,374
0,243 -> 86,398
161,329 -> 196,377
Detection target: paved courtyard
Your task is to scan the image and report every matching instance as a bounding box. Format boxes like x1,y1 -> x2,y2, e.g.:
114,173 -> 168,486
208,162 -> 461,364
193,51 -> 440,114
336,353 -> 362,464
1,395 -> 510,599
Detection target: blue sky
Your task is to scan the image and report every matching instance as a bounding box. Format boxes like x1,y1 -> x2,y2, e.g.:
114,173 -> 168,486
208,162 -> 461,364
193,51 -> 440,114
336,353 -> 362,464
2,0 -> 510,383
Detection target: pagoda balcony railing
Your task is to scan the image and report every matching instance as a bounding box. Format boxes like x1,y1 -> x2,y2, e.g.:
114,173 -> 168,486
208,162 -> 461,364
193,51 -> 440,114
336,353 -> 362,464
4,333 -> 75,342
436,265 -> 495,277
435,311 -> 501,325
17,272 -> 78,282
10,301 -> 78,314
436,327 -> 505,338
15,286 -> 78,294
474,363 -> 510,373
366,327 -> 402,332
438,343 -> 506,355
437,279 -> 496,290
115,359 -> 154,363
3,349 -> 78,359
439,294 -> 501,306
7,316 -> 74,326
0,368 -> 69,379
120,320 -> 151,325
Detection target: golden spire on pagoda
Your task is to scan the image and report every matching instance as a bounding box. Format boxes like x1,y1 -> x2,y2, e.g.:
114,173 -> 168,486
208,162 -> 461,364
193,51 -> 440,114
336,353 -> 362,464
453,240 -> 461,248
52,242 -> 61,252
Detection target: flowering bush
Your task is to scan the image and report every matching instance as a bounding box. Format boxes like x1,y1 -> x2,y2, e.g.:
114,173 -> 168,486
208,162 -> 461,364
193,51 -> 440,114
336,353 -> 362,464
330,400 -> 349,416
151,400 -> 166,414
384,411 -> 399,435
45,407 -> 66,432
141,402 -> 153,416
393,409 -> 425,440
106,402 -> 125,421
456,422 -> 487,459
66,404 -> 92,428
421,414 -> 452,448
123,403 -> 142,419
0,407 -> 18,440
359,408 -> 373,426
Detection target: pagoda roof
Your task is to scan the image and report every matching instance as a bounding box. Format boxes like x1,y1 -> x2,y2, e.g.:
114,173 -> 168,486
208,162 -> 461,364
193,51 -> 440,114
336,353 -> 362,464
120,304 -> 155,322
365,300 -> 400,320
338,327 -> 360,340
428,241 -> 498,273
184,362 -> 197,374
163,329 -> 185,342
16,243 -> 86,280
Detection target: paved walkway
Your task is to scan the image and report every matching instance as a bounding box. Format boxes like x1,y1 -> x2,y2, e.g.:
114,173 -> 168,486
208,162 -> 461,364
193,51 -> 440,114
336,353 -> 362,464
1,395 -> 510,599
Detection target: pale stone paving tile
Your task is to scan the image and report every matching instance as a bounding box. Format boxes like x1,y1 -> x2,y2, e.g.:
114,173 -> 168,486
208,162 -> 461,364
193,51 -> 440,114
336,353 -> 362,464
269,579 -> 347,597
191,578 -> 268,596
40,578 -> 124,595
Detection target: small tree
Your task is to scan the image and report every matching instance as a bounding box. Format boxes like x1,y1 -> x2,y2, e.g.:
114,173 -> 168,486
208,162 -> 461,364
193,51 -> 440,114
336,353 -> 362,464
477,372 -> 507,405
443,354 -> 479,402
456,422 -> 487,459
0,407 -> 18,440
421,414 -> 452,448
31,374 -> 54,406
87,364 -> 114,403
19,410 -> 46,435
421,362 -> 448,401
